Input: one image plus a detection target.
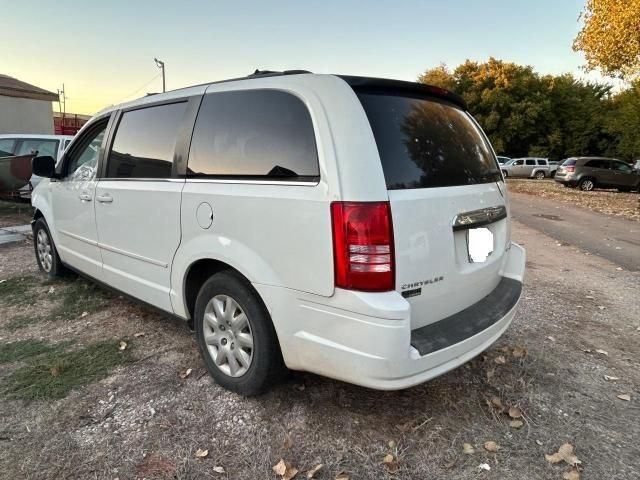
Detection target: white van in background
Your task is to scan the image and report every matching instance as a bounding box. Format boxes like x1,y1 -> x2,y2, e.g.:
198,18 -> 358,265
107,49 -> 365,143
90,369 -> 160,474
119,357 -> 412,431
30,70 -> 525,395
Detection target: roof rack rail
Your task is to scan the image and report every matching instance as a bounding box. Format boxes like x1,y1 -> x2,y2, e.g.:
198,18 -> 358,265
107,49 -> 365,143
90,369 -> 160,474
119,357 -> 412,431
248,69 -> 312,78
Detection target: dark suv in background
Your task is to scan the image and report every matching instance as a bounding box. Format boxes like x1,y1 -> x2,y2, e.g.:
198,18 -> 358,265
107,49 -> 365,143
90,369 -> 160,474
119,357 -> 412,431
555,157 -> 640,192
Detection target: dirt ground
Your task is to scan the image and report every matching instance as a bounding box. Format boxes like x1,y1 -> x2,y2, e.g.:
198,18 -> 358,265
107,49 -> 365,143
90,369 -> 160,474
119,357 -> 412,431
506,179 -> 640,222
0,217 -> 639,479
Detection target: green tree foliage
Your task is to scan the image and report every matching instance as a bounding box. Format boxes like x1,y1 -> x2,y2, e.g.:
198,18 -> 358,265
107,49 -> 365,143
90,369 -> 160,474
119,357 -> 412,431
418,58 -> 638,161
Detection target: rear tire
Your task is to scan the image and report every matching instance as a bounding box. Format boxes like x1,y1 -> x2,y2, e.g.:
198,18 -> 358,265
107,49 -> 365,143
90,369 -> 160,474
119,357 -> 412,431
578,178 -> 595,191
33,218 -> 67,278
535,171 -> 546,180
194,270 -> 286,396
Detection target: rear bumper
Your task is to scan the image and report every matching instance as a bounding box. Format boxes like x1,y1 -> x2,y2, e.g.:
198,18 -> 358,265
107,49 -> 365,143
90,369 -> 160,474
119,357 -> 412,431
255,242 -> 526,390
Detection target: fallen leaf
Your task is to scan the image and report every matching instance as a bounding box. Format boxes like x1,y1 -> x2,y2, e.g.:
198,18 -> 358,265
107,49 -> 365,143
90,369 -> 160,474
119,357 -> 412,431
512,346 -> 527,358
597,305 -> 606,310
179,368 -> 193,379
382,453 -> 399,472
563,468 -> 581,480
50,366 -> 60,377
536,440 -> 543,446
617,394 -> 631,402
484,441 -> 500,452
462,443 -> 475,454
508,406 -> 523,419
194,449 -> 208,458
306,464 -> 323,479
585,295 -> 594,299
273,459 -> 298,480
0,279 -> 6,284
547,336 -> 556,342
490,396 -> 504,410
616,267 -> 623,271
388,440 -> 396,449
595,349 -> 608,356
119,341 -> 127,351
494,355 -> 506,365
213,466 -> 225,474
48,286 -> 55,294
81,311 -> 88,318
486,368 -> 495,381
335,472 -> 350,480
604,375 -> 619,381
509,420 -> 524,429
478,463 -> 491,471
545,443 -> 581,466
134,332 -> 145,337
283,434 -> 293,450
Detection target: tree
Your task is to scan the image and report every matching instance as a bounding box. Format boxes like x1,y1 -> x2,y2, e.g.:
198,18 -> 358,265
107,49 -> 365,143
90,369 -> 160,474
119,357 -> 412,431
573,0 -> 640,79
417,58 -> 615,160
605,81 -> 640,159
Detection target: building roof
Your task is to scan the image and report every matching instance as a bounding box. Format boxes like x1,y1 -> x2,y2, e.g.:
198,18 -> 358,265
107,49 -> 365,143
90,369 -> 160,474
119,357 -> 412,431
0,74 -> 59,102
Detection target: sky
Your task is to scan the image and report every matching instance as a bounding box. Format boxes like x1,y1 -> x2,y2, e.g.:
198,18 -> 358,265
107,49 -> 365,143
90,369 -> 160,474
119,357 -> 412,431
2,0 -> 604,115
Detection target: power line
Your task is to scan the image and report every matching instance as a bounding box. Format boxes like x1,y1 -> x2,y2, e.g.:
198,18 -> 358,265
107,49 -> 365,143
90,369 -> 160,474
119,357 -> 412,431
116,73 -> 162,104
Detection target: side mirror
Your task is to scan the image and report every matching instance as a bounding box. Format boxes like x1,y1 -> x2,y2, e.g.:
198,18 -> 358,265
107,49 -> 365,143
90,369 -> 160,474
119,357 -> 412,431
32,155 -> 56,178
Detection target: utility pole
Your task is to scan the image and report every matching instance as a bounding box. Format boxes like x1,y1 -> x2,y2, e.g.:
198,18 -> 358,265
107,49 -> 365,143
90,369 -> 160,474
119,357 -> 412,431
154,58 -> 166,92
57,84 -> 66,133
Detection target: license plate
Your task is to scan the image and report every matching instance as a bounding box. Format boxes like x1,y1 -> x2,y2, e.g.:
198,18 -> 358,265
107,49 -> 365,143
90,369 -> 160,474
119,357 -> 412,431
467,227 -> 494,263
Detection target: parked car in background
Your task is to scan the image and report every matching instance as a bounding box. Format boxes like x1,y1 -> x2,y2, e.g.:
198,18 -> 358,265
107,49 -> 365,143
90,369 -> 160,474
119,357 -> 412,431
0,134 -> 74,197
496,156 -> 511,164
548,161 -> 561,178
501,157 -> 550,179
555,157 -> 640,192
634,159 -> 640,172
30,70 -> 525,395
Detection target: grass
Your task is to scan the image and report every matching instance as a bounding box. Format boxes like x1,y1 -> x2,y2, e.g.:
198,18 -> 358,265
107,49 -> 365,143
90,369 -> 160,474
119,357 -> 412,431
0,274 -> 40,306
0,200 -> 33,227
49,277 -> 110,320
2,340 -> 133,400
0,339 -> 70,364
1,275 -> 111,331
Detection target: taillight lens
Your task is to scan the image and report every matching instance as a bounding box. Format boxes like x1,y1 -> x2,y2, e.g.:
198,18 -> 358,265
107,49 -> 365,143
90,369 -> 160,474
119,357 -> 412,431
565,165 -> 575,172
331,201 -> 395,292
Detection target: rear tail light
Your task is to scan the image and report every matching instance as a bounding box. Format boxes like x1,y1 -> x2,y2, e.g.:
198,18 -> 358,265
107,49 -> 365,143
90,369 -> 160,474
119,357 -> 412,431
565,166 -> 575,172
331,201 -> 395,292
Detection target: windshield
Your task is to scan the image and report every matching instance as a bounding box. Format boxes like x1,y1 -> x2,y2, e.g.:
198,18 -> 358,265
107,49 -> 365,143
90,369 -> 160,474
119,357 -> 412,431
356,92 -> 501,189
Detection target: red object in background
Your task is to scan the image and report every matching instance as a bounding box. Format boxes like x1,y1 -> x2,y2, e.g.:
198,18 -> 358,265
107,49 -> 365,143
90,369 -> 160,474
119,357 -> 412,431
54,113 -> 89,135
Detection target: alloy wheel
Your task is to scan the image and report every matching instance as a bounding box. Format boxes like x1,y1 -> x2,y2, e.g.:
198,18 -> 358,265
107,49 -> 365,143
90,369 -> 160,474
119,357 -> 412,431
581,179 -> 594,191
202,294 -> 254,377
36,229 -> 53,273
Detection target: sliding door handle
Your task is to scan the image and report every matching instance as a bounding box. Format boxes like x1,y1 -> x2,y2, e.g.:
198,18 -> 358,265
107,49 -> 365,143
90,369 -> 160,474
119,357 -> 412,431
96,194 -> 113,203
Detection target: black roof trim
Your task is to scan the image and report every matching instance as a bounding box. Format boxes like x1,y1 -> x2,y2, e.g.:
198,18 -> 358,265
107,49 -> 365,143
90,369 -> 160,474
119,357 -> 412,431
339,75 -> 467,110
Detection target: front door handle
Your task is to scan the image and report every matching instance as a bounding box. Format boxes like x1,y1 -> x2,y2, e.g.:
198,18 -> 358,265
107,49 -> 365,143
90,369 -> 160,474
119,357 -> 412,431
79,193 -> 92,202
96,194 -> 113,203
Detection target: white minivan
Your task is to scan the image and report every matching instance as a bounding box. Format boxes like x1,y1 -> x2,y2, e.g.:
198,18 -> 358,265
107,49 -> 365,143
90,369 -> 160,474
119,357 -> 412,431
31,70 -> 525,395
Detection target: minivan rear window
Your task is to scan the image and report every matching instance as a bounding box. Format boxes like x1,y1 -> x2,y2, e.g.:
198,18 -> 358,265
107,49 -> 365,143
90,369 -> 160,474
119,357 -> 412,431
356,92 -> 500,189
562,159 -> 577,166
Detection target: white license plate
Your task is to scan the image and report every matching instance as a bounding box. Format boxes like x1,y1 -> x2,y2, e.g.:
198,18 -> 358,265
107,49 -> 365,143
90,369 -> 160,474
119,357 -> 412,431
467,227 -> 494,263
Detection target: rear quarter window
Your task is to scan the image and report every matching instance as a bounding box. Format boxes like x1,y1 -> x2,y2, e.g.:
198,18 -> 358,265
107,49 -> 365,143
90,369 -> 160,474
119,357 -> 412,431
187,89 -> 319,181
355,92 -> 500,189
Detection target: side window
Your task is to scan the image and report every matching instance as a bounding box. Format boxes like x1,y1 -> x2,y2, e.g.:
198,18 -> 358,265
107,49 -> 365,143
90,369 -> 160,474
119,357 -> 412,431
0,138 -> 17,156
585,160 -> 602,169
106,102 -> 186,179
65,124 -> 107,181
16,139 -> 59,158
613,162 -> 632,172
525,159 -> 536,166
537,159 -> 547,165
187,90 -> 319,180
514,160 -> 524,165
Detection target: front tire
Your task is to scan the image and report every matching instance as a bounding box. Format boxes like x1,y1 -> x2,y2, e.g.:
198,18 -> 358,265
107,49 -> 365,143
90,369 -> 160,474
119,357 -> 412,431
33,218 -> 66,278
195,271 -> 286,396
